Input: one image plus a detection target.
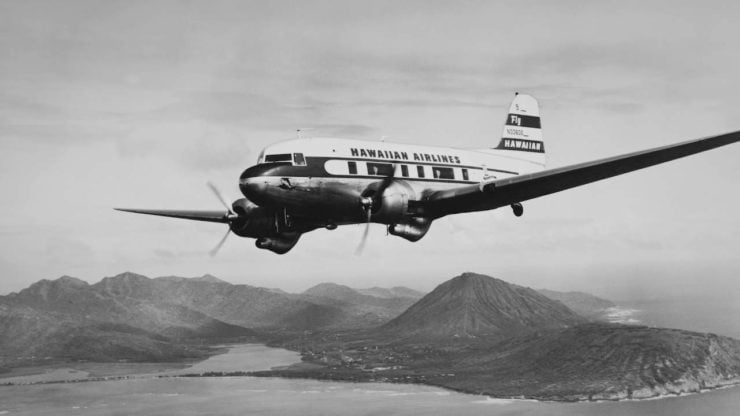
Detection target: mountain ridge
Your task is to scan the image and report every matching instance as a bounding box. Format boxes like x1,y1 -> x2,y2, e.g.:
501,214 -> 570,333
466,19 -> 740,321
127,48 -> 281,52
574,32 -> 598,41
2,271 -> 739,402
0,272 -> 425,369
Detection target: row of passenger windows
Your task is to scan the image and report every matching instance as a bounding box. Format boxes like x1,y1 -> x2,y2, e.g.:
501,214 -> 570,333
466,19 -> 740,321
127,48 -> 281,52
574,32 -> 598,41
347,161 -> 469,181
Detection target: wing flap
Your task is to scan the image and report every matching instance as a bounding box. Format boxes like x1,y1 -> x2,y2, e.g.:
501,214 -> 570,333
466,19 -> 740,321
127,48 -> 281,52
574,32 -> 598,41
419,130 -> 740,217
114,208 -> 230,223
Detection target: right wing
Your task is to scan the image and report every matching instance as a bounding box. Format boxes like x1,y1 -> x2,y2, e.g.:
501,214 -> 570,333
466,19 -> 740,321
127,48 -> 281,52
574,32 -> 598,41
114,208 -> 231,223
415,130 -> 740,217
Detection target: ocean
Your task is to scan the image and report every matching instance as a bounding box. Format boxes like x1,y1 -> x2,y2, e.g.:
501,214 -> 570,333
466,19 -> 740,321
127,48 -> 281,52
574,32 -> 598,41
1,343 -> 738,416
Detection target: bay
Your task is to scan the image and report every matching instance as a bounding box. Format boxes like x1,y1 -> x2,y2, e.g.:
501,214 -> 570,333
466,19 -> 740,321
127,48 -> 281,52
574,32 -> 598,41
0,344 -> 738,415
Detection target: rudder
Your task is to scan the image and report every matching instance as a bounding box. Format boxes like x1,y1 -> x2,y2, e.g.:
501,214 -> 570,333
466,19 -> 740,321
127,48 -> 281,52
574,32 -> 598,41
494,93 -> 545,165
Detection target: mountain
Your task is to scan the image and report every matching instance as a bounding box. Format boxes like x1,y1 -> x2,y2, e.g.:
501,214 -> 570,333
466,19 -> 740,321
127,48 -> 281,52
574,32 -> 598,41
155,274 -> 226,284
356,286 -> 425,299
380,272 -> 585,339
97,273 -> 341,329
259,273 -> 740,401
300,283 -> 420,328
537,289 -> 615,318
439,323 -> 740,400
0,273 -> 424,369
0,273 -> 251,368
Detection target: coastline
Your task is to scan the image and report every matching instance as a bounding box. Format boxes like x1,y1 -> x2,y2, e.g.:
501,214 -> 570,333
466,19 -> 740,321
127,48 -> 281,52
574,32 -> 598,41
0,343 -> 290,386
2,342 -> 739,404
243,367 -> 740,403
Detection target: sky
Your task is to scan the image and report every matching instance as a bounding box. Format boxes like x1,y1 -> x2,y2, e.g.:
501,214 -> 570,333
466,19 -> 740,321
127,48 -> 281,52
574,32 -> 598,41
0,0 -> 738,300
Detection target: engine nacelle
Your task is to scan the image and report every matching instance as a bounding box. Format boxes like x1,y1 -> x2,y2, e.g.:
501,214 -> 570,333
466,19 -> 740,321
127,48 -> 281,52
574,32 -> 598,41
364,181 -> 415,223
388,217 -> 432,242
232,198 -> 258,216
255,233 -> 301,254
229,198 -> 275,237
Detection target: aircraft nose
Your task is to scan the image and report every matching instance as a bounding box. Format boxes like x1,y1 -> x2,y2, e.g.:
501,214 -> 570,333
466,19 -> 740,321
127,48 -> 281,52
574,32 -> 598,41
239,177 -> 267,199
239,165 -> 271,199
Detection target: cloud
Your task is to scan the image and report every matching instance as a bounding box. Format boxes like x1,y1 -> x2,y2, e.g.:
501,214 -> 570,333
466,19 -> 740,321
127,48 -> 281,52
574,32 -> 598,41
44,237 -> 95,267
115,119 -> 253,171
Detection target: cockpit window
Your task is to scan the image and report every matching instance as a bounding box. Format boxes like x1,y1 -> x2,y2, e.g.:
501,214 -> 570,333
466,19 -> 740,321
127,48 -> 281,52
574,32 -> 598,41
264,153 -> 292,163
293,153 -> 306,166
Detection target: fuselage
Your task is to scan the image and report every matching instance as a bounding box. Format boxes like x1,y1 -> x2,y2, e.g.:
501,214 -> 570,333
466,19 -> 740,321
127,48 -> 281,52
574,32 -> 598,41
238,137 -> 544,226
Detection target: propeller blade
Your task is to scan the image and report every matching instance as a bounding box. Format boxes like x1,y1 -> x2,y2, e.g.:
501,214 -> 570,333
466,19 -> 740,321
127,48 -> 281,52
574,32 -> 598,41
355,163 -> 397,255
375,163 -> 396,196
354,207 -> 372,256
209,227 -> 231,257
207,182 -> 233,213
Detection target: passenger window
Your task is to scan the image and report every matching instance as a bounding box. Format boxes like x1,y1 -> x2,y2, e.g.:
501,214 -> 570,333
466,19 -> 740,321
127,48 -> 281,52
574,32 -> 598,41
462,168 -> 469,181
293,153 -> 306,166
367,162 -> 394,176
417,166 -> 425,178
401,165 -> 409,177
432,167 -> 454,179
348,161 -> 357,174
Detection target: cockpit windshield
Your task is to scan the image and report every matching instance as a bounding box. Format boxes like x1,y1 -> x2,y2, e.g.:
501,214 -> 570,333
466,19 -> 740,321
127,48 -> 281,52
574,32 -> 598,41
260,152 -> 306,165
264,153 -> 292,163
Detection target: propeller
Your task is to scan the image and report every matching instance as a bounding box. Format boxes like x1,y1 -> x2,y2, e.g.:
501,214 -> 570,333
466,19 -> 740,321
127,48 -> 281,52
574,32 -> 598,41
354,203 -> 373,256
206,182 -> 236,256
354,164 -> 396,256
208,181 -> 234,214
209,227 -> 231,257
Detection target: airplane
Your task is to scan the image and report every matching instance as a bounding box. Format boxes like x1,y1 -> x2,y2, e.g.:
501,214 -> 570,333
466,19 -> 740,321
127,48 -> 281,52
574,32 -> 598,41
116,93 -> 740,255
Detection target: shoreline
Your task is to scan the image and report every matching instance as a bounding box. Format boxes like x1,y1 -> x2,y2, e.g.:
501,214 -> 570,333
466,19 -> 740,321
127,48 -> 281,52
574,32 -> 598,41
242,368 -> 740,403
5,367 -> 738,404
2,342 -> 739,404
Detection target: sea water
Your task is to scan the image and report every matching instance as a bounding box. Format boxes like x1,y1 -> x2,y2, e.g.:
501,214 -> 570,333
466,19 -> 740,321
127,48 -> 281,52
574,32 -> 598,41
0,344 -> 738,416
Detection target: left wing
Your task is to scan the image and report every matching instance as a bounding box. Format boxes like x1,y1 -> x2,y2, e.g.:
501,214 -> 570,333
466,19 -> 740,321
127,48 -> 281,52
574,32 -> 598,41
114,208 -> 231,223
415,130 -> 740,218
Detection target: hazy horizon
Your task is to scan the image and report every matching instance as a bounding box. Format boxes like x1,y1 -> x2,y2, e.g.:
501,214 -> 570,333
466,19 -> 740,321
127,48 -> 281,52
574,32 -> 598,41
1,0 -> 738,302
3,269 -> 739,306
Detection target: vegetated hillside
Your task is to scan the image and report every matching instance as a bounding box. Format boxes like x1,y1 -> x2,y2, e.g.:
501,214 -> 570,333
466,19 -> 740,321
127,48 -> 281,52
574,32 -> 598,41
300,283 -> 419,327
0,275 -> 251,369
436,323 -> 740,400
356,287 -> 425,299
117,273 -> 343,330
261,273 -> 740,401
0,272 -> 424,370
380,272 -> 585,340
537,289 -> 615,319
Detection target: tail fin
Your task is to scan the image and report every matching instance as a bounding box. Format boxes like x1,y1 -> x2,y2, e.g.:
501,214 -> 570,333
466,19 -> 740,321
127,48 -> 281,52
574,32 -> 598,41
494,93 -> 545,166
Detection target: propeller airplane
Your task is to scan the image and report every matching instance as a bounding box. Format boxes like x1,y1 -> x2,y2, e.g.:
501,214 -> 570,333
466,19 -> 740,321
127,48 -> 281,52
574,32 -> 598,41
116,93 -> 740,255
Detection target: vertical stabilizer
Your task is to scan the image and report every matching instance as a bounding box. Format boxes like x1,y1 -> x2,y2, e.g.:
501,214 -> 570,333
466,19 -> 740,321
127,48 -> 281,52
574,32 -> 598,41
494,93 -> 545,166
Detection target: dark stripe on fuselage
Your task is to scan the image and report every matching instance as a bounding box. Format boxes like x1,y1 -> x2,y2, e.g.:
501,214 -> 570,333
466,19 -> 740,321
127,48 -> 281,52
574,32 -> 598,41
495,139 -> 545,153
505,113 -> 541,128
240,156 -> 519,183
337,157 -> 516,174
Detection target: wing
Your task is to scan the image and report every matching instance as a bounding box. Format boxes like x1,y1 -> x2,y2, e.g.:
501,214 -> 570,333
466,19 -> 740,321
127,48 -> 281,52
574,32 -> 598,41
416,130 -> 740,217
114,208 -> 230,223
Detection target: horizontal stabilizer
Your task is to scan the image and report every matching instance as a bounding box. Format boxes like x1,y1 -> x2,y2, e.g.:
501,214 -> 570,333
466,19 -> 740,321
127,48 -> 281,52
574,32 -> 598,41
114,208 -> 230,223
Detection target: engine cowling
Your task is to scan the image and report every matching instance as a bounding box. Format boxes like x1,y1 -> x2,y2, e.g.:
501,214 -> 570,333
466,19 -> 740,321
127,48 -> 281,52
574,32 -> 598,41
388,217 -> 432,242
231,198 -> 258,216
363,181 -> 415,223
255,232 -> 301,254
229,198 -> 276,237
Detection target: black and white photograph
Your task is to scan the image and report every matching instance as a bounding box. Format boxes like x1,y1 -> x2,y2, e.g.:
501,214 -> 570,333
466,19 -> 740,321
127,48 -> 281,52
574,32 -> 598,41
1,1 -> 739,415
